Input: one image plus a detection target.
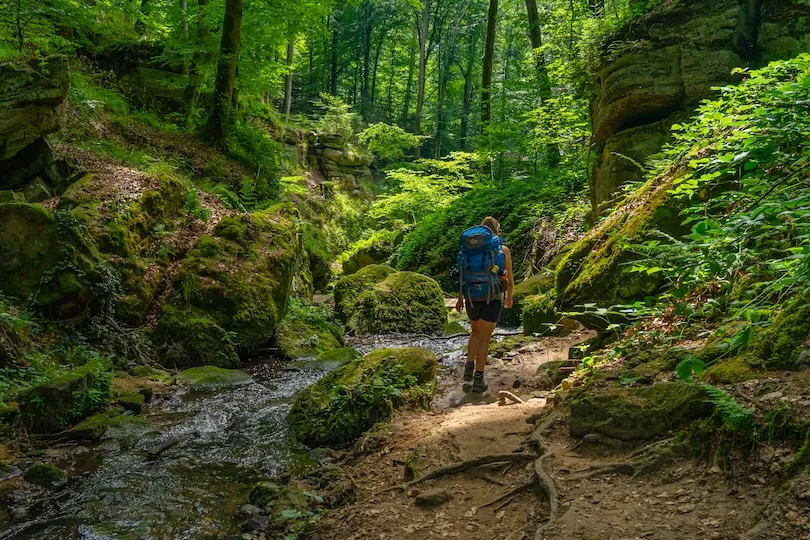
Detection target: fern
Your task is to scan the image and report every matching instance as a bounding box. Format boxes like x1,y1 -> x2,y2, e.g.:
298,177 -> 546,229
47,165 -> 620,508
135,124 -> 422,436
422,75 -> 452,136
701,383 -> 752,431
239,178 -> 259,210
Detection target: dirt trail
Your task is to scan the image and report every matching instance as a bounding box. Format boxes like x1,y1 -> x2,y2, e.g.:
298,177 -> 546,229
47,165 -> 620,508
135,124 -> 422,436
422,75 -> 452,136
315,330 -> 768,540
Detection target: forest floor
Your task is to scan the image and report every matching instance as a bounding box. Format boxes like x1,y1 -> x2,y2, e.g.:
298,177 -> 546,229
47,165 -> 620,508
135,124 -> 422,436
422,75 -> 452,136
313,329 -> 773,540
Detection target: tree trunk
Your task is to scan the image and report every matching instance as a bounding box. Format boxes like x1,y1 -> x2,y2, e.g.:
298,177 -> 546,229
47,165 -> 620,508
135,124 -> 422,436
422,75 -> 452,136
434,48 -> 447,159
330,11 -> 339,95
415,0 -> 431,156
322,16 -> 330,93
386,43 -> 396,121
284,41 -> 294,120
524,0 -> 550,96
205,0 -> 242,143
183,0 -> 210,119
459,35 -> 477,150
370,31 -> 385,115
360,0 -> 373,118
180,0 -> 188,36
401,37 -> 416,127
481,0 -> 498,132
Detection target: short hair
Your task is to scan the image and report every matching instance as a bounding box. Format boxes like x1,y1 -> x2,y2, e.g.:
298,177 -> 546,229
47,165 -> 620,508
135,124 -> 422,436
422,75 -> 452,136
481,216 -> 500,234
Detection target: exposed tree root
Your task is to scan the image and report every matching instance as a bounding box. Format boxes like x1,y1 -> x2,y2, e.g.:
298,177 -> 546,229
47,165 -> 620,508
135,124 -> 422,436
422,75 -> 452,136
530,428 -> 559,540
572,437 -> 684,480
480,477 -> 537,509
404,452 -> 539,487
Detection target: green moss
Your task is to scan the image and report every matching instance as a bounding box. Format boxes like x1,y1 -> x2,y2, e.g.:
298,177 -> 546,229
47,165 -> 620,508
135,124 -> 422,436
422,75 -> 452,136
444,320 -> 466,335
489,335 -> 535,358
522,291 -> 559,335
620,347 -> 685,381
18,358 -> 113,433
24,463 -> 67,489
0,203 -> 60,299
301,222 -> 333,292
306,347 -> 362,369
570,382 -> 713,440
702,356 -> 759,383
70,413 -> 110,441
289,347 -> 437,446
747,292 -> 810,370
501,271 -> 555,327
128,366 -> 172,381
175,366 -> 253,388
275,300 -> 344,358
163,203 -> 301,357
117,391 -> 146,413
346,271 -> 446,334
153,306 -> 240,368
341,229 -> 403,275
333,264 -> 396,321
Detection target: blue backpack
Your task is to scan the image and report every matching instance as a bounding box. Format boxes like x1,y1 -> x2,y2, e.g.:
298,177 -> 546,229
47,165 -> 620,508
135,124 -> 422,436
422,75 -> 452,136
457,225 -> 506,303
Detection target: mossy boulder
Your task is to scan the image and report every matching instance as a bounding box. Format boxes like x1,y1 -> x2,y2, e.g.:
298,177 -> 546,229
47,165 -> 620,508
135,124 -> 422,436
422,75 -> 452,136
249,482 -> 317,532
117,391 -> 145,413
69,413 -> 110,441
619,347 -> 686,383
275,300 -> 344,358
301,222 -> 333,292
153,306 -> 240,369
703,356 -> 759,384
175,366 -> 253,389
24,463 -> 67,489
501,271 -> 555,327
342,229 -> 404,275
569,382 -> 713,440
346,271 -> 446,334
747,292 -> 810,370
0,203 -> 60,299
522,292 -> 559,335
160,204 -> 301,358
289,347 -> 437,446
333,264 -> 396,322
104,414 -> 159,440
18,359 -> 113,434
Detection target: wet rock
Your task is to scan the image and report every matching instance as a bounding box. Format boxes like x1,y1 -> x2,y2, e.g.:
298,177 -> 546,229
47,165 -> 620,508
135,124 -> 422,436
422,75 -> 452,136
275,301 -> 343,359
21,177 -> 51,203
289,347 -> 437,446
241,515 -> 269,532
23,462 -> 67,489
117,391 -> 146,413
415,488 -> 452,507
0,462 -> 21,481
175,366 -> 253,389
69,413 -> 110,441
295,347 -> 361,372
239,504 -> 263,518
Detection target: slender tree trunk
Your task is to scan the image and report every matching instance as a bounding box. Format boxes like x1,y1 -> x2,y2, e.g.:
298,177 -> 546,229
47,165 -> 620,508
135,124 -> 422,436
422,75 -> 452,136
184,0 -> 210,118
459,35 -> 476,150
180,0 -> 188,36
401,38 -> 416,127
322,16 -> 330,93
481,0 -> 498,132
434,48 -> 447,159
415,0 -> 431,156
205,0 -> 242,143
386,43 -> 396,121
330,11 -> 339,95
284,41 -> 294,120
370,31 -> 385,115
360,0 -> 373,117
524,0 -> 550,95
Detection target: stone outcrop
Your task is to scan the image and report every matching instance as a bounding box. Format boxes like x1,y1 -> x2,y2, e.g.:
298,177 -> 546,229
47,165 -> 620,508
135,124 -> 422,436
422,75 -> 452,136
590,0 -> 810,218
0,57 -> 77,197
309,134 -> 372,190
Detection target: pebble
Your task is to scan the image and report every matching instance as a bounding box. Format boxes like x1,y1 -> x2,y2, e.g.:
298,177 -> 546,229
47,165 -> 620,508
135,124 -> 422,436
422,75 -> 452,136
415,488 -> 452,507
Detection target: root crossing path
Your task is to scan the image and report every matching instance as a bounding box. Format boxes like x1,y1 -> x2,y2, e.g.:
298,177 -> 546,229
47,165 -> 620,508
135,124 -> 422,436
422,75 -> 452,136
315,330 -> 769,540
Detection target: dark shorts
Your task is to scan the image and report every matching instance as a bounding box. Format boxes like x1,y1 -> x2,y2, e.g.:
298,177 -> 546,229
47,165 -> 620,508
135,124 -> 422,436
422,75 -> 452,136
466,299 -> 502,323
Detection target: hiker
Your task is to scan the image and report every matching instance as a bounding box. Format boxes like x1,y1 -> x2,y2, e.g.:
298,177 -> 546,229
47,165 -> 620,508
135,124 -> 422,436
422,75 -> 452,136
455,216 -> 514,393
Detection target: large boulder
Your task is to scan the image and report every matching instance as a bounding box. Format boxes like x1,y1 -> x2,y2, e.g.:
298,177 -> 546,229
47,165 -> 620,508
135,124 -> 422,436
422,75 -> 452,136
344,271 -> 446,334
156,204 -> 301,361
289,347 -> 437,446
569,382 -> 712,441
18,359 -> 113,434
589,0 -> 810,217
0,57 -> 69,163
334,264 -> 397,321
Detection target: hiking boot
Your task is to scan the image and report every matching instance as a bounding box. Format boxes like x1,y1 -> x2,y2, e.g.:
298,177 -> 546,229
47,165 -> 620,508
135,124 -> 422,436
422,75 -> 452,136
463,362 -> 475,382
471,372 -> 488,393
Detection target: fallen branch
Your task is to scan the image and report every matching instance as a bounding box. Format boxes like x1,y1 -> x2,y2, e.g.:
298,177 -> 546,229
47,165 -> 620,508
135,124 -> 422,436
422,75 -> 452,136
498,391 -> 525,406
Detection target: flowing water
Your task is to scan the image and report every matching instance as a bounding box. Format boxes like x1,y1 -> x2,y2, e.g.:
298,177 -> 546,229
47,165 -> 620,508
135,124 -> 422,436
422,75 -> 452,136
3,330 -> 512,539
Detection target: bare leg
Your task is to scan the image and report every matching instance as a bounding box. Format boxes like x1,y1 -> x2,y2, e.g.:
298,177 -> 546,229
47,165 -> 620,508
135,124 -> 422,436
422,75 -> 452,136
474,320 -> 497,372
467,320 -> 481,365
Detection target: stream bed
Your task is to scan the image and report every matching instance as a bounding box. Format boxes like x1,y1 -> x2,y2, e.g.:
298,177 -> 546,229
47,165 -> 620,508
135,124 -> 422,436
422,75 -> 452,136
3,331 -> 494,539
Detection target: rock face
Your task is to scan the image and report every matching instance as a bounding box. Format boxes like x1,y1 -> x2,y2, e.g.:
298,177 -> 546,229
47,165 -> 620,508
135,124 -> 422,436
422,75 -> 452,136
590,0 -> 810,217
289,347 -> 437,446
0,57 -> 68,162
309,134 -> 372,190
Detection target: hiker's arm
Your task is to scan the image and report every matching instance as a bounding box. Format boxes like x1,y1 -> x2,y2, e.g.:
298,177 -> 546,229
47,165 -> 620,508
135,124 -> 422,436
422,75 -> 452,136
503,246 -> 514,308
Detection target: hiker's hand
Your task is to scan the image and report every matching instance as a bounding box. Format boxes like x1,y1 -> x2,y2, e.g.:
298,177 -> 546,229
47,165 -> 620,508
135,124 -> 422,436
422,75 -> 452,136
504,297 -> 513,309
455,298 -> 464,313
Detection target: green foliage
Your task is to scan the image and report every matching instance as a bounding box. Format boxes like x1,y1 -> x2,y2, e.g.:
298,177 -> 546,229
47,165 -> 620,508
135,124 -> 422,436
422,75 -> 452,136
701,384 -> 753,432
184,191 -> 211,223
226,120 -> 283,201
275,298 -> 343,359
315,94 -> 358,142
358,123 -> 420,161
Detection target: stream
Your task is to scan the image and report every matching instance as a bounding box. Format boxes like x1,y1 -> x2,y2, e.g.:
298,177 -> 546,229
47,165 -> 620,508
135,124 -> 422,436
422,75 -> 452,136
3,332 -> 491,539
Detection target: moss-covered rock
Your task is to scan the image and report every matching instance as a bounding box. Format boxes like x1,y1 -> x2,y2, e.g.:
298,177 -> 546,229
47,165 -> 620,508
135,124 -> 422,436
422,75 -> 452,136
175,366 -> 253,388
346,271 -> 446,334
275,300 -> 344,358
619,348 -> 686,382
153,306 -> 240,369
0,203 -> 60,299
747,292 -> 810,370
299,347 -> 362,371
160,204 -> 301,359
104,414 -> 159,440
289,347 -> 437,446
249,481 -> 317,531
301,222 -> 333,292
18,359 -> 113,433
24,463 -> 67,489
69,413 -> 110,441
703,356 -> 759,384
522,291 -> 559,335
342,229 -> 403,275
501,271 -> 555,327
569,382 -> 713,440
333,264 -> 396,322
489,335 -> 536,359
117,391 -> 145,413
